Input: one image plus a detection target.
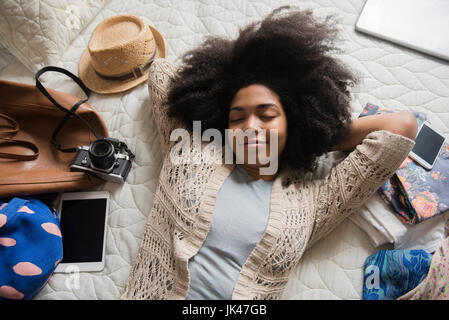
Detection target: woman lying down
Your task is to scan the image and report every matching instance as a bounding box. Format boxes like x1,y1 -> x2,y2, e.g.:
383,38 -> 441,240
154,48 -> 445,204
122,6 -> 418,300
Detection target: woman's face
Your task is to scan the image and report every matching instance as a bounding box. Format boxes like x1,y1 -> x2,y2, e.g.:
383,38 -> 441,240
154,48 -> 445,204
228,84 -> 288,170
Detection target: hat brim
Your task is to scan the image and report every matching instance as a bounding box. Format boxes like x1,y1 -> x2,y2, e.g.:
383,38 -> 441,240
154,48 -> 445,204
79,25 -> 166,95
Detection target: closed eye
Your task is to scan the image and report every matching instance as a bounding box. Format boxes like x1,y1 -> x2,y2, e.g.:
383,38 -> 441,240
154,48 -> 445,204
230,116 -> 275,123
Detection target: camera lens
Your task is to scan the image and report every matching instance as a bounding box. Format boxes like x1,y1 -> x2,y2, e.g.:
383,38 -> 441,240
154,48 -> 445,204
88,139 -> 116,171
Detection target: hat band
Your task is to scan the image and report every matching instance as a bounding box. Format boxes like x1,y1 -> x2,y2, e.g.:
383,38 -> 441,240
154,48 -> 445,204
93,47 -> 158,82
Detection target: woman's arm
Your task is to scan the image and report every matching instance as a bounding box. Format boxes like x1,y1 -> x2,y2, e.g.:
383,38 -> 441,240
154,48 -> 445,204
148,58 -> 189,157
331,111 -> 418,152
307,129 -> 416,248
306,111 -> 418,248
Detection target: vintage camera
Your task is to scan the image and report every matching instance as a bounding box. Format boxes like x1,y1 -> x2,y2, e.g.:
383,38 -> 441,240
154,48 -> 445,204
70,137 -> 134,183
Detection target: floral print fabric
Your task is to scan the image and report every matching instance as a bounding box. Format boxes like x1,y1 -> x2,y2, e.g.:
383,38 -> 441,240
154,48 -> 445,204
364,218 -> 449,300
398,219 -> 449,300
359,103 -> 449,225
363,248 -> 433,300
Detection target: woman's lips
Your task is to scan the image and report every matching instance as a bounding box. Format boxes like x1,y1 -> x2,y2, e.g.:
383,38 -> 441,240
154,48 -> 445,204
242,141 -> 267,148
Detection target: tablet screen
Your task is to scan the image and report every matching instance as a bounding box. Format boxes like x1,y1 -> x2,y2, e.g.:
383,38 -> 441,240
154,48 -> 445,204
59,198 -> 107,263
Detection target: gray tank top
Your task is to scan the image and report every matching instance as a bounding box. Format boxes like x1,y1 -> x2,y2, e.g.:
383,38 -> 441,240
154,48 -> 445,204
186,164 -> 274,299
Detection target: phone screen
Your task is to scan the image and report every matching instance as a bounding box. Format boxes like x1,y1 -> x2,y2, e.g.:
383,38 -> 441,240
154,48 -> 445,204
412,124 -> 445,165
59,198 -> 107,263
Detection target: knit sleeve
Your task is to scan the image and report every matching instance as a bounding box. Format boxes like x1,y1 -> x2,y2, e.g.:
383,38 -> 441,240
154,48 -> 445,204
148,58 -> 187,156
306,130 -> 415,248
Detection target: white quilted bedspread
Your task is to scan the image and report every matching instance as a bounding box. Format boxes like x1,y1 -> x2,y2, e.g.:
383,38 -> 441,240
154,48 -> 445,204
0,0 -> 448,300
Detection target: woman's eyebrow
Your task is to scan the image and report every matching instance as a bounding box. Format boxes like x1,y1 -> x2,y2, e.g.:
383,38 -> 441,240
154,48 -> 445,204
230,103 -> 279,111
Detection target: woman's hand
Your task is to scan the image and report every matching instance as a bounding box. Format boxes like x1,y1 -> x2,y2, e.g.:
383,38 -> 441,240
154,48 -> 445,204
331,111 -> 418,152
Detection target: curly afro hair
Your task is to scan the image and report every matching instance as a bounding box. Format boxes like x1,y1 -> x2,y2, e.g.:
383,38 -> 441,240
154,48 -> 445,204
166,6 -> 357,173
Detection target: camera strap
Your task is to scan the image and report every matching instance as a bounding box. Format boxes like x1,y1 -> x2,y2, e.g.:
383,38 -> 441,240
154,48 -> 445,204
35,66 -> 102,153
35,66 -> 134,160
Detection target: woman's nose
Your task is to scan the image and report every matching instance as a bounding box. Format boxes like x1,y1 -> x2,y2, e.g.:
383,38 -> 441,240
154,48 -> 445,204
242,115 -> 261,133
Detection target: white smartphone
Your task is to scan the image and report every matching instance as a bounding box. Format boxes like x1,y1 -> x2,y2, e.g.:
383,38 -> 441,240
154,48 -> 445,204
54,191 -> 109,273
409,121 -> 446,170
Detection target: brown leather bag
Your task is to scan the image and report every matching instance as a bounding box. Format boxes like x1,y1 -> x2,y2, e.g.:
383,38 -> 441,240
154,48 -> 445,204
0,78 -> 108,198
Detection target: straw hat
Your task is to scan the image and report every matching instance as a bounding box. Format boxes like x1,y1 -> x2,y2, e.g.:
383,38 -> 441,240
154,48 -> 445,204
79,14 -> 166,94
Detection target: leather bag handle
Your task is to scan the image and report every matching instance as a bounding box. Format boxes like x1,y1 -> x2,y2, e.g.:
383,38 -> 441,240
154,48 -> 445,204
0,139 -> 39,161
0,113 -> 40,161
